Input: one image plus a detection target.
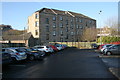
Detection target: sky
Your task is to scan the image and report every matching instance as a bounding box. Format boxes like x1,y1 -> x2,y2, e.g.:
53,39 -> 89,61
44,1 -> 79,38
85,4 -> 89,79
1,2 -> 118,30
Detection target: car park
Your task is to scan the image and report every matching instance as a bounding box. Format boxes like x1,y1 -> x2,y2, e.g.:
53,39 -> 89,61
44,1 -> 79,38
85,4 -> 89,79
2,48 -> 27,61
17,47 -> 45,60
103,44 -> 120,55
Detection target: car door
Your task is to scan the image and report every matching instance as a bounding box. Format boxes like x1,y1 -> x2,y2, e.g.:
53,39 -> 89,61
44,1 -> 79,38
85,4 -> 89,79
117,45 -> 120,54
110,46 -> 118,54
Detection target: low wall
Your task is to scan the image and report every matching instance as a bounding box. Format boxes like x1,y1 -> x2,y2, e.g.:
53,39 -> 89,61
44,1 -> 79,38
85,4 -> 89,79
49,42 -> 96,49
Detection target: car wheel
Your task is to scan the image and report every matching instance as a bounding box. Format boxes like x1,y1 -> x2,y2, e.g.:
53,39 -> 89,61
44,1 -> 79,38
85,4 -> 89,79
106,52 -> 112,55
11,57 -> 17,63
29,56 -> 35,60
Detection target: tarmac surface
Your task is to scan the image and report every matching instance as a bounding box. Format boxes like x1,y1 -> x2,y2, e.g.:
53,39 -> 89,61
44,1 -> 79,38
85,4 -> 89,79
2,47 -> 118,79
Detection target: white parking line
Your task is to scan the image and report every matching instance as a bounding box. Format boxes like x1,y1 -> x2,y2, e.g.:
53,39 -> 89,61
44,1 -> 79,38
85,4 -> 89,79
99,55 -> 120,58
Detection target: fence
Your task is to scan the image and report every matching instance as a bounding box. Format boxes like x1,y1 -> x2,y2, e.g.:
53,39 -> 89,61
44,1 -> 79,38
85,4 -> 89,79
2,43 -> 25,48
50,42 -> 96,49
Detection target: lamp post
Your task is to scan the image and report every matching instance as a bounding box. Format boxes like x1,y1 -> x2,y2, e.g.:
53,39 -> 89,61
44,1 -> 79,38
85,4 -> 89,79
99,10 -> 102,45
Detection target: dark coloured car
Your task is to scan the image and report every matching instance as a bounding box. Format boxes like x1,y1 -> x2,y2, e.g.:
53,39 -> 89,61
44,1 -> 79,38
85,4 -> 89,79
17,48 -> 45,60
1,50 -> 12,65
91,43 -> 98,49
2,48 -> 27,61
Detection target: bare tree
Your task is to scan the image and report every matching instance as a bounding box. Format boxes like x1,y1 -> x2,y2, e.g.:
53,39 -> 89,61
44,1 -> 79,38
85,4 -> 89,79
81,27 -> 97,42
104,16 -> 119,36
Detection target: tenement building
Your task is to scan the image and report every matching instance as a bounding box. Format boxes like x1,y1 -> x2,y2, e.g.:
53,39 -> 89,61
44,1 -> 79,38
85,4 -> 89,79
27,8 -> 96,44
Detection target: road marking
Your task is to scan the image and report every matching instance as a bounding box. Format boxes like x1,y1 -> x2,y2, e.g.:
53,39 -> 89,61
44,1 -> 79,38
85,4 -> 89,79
109,68 -> 120,80
9,65 -> 26,67
99,55 -> 120,58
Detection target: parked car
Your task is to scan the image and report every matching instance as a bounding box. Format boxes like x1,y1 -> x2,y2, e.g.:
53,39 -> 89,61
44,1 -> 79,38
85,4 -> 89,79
100,44 -> 113,53
17,47 -> 45,60
29,48 -> 46,57
54,44 -> 63,51
1,50 -> 12,65
98,44 -> 106,50
62,44 -> 68,48
103,44 -> 120,55
34,46 -> 54,54
49,45 -> 58,52
2,48 -> 27,61
91,43 -> 98,49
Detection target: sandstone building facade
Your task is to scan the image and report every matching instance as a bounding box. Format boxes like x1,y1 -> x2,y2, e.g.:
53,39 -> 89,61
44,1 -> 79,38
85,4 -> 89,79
27,8 -> 96,44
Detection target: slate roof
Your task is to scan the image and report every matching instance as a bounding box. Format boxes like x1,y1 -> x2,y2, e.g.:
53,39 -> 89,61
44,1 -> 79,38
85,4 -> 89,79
36,8 -> 95,20
2,32 -> 32,40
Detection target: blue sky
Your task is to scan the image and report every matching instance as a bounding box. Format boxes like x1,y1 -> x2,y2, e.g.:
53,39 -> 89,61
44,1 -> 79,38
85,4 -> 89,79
1,2 -> 118,30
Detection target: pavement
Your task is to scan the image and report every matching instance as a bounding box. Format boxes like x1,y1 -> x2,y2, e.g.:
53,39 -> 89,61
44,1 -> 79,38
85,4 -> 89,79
96,49 -> 120,80
2,47 -> 118,79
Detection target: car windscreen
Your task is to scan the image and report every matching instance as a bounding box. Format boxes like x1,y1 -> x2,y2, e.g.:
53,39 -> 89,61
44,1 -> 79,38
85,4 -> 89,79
106,45 -> 112,47
37,47 -> 44,48
26,49 -> 32,52
46,46 -> 50,48
15,49 -> 26,52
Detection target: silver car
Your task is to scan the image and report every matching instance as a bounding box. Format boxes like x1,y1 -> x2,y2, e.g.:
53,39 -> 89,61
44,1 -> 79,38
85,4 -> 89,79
34,46 -> 53,53
104,44 -> 120,55
2,48 -> 27,61
100,44 -> 113,53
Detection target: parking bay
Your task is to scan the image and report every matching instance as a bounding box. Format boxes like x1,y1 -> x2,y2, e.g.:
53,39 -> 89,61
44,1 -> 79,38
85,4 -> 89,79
2,47 -> 118,79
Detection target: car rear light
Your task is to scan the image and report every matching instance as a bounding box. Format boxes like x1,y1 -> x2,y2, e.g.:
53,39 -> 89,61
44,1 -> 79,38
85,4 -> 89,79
16,53 -> 19,55
46,49 -> 48,50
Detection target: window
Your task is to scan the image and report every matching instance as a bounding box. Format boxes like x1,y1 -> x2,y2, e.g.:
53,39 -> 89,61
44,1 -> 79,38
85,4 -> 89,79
71,24 -> 73,29
76,18 -> 79,22
89,20 -> 92,24
46,26 -> 49,32
60,31 -> 63,36
76,25 -> 79,28
60,23 -> 63,28
35,30 -> 38,35
79,25 -> 83,29
35,21 -> 39,27
53,31 -> 56,36
53,16 -> 56,21
79,19 -> 82,23
77,31 -> 79,34
35,13 -> 39,19
66,27 -> 68,32
53,22 -> 56,28
66,34 -> 68,39
71,18 -> 73,22
45,18 -> 49,24
46,34 -> 49,40
60,16 -> 63,21
66,20 -> 68,25
71,32 -> 74,36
